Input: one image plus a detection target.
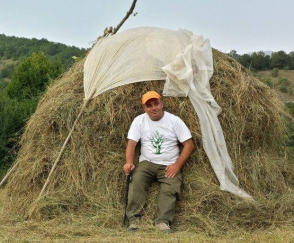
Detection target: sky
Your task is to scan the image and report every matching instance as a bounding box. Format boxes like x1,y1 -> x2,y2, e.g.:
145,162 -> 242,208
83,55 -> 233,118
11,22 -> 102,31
0,0 -> 293,54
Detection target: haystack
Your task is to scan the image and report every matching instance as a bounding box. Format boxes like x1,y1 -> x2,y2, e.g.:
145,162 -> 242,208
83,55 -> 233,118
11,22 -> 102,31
1,33 -> 294,233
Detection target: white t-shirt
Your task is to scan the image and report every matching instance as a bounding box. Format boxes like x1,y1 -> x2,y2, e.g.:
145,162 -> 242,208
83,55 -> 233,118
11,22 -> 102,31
127,111 -> 192,165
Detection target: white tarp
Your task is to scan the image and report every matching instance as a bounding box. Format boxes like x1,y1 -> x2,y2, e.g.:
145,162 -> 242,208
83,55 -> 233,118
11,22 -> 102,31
83,27 -> 253,200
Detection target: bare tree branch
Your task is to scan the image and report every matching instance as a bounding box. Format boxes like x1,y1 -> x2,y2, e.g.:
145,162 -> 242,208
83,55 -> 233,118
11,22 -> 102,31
112,0 -> 138,35
99,0 -> 138,39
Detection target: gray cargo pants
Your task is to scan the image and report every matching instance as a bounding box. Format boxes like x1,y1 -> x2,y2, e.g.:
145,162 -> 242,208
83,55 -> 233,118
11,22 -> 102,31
126,160 -> 182,225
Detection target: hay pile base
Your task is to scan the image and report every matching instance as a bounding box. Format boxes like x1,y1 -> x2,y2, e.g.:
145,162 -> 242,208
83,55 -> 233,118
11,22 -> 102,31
1,50 -> 294,233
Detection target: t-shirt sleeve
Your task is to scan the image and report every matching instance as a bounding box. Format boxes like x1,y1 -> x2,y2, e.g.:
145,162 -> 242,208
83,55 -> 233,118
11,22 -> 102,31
173,116 -> 192,143
127,116 -> 141,142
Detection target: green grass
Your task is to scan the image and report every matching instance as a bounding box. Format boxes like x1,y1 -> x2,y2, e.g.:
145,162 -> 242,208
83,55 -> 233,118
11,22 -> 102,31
257,70 -> 294,103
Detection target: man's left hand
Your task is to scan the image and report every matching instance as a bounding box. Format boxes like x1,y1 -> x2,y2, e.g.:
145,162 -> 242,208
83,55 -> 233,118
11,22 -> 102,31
165,164 -> 180,178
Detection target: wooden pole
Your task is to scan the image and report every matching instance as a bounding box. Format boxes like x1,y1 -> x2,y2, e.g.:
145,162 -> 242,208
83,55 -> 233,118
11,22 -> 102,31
25,0 -> 139,220
0,161 -> 20,187
0,0 -> 138,189
26,92 -> 94,219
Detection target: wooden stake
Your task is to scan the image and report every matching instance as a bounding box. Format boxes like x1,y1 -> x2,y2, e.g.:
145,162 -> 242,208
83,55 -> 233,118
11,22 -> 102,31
0,161 -> 20,187
25,0 -> 139,220
26,93 -> 94,219
1,0 -> 138,189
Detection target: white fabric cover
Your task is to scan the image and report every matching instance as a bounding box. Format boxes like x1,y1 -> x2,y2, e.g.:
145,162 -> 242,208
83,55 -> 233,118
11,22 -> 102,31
84,27 -> 191,99
83,27 -> 253,200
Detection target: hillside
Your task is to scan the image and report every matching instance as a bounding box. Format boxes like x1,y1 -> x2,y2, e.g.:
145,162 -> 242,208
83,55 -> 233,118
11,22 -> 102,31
0,59 -> 14,69
256,70 -> 294,103
0,59 -> 14,88
0,35 -> 87,179
0,34 -> 87,89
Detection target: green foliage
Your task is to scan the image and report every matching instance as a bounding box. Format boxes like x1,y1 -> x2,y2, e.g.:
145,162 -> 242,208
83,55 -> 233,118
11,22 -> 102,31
270,51 -> 291,69
0,53 -> 63,178
0,95 -> 37,178
228,50 -> 239,59
0,34 -> 86,79
271,68 -> 279,77
286,102 -> 294,116
0,35 -> 86,178
4,52 -> 63,101
251,51 -> 270,71
285,103 -> 294,147
0,79 -> 8,92
263,78 -> 273,88
238,54 -> 252,69
289,52 -> 294,69
280,86 -> 287,93
229,50 -> 294,71
278,77 -> 289,93
0,63 -> 15,79
278,77 -> 288,86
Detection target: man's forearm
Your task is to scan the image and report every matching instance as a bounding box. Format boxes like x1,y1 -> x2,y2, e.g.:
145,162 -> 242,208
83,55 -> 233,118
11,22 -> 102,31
123,139 -> 138,175
175,138 -> 195,168
125,139 -> 137,164
165,138 -> 195,178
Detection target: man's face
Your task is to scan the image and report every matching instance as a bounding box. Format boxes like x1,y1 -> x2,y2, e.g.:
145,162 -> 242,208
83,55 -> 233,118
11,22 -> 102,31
143,98 -> 164,121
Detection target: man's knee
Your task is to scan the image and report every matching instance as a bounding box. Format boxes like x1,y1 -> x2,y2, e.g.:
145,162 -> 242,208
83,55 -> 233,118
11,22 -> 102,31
160,183 -> 178,196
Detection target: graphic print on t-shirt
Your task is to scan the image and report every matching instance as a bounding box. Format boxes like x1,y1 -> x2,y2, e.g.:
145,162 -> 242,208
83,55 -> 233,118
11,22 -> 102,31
150,130 -> 165,154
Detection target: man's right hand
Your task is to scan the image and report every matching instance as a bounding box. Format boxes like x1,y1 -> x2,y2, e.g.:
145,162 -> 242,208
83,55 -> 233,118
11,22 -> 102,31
123,163 -> 135,175
125,139 -> 137,175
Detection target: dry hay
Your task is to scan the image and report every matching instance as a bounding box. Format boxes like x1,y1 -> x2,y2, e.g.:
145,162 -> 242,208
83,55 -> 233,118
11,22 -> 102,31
1,49 -> 294,233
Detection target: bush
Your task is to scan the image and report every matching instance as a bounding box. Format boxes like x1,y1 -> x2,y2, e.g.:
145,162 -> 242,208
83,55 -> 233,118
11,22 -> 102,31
0,53 -> 63,178
264,78 -> 273,88
0,64 -> 15,79
278,77 -> 289,86
286,102 -> 294,116
280,86 -> 287,93
0,79 -> 8,92
0,95 -> 37,179
4,52 -> 63,101
271,68 -> 279,77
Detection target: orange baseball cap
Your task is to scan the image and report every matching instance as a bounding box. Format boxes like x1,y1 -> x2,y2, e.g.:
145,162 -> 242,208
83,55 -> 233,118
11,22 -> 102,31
142,91 -> 161,105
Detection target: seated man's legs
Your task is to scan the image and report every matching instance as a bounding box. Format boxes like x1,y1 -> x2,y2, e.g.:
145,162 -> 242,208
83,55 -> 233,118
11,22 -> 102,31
155,165 -> 182,225
126,161 -> 157,223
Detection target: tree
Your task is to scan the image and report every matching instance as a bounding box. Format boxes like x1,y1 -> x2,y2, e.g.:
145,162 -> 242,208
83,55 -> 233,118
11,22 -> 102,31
228,50 -> 239,59
0,64 -> 15,79
270,51 -> 291,69
238,54 -> 252,69
0,52 -> 63,177
250,51 -> 270,70
4,52 -> 63,101
288,51 -> 294,70
0,96 -> 36,178
271,68 -> 279,77
0,34 -> 86,71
